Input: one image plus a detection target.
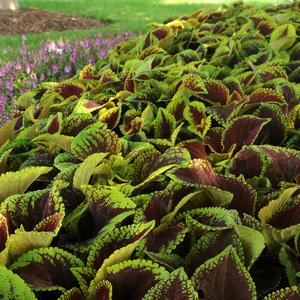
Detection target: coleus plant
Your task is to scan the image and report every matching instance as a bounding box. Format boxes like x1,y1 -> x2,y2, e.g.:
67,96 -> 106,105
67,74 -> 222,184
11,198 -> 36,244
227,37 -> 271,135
0,1 -> 300,299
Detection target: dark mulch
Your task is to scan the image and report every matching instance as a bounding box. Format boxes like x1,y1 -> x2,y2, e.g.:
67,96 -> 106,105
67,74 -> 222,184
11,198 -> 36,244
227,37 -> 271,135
0,8 -> 110,36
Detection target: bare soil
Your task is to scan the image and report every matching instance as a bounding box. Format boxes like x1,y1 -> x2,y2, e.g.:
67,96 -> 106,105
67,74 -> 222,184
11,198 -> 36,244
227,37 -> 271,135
0,8 -> 109,36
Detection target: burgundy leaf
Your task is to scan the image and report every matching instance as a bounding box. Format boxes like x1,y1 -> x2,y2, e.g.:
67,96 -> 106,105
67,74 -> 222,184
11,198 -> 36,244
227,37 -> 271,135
199,79 -> 229,105
248,88 -> 286,105
58,83 -> 84,99
191,246 -> 256,300
172,159 -> 256,215
231,147 -> 266,178
204,127 -> 224,153
222,116 -> 269,152
178,140 -> 207,159
0,215 -> 8,252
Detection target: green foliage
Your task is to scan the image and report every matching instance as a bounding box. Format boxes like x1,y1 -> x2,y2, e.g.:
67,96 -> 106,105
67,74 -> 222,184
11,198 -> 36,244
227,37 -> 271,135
0,1 -> 300,299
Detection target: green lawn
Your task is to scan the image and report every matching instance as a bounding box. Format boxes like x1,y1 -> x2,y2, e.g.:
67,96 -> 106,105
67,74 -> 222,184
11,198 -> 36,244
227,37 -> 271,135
0,0 -> 215,61
0,0 -> 286,61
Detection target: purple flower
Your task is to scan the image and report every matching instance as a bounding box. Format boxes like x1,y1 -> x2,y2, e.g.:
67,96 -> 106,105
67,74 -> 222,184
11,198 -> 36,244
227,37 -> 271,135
64,65 -> 72,73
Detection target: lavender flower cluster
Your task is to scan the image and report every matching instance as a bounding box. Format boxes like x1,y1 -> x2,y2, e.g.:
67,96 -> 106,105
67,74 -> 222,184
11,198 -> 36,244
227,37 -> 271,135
0,31 -> 133,125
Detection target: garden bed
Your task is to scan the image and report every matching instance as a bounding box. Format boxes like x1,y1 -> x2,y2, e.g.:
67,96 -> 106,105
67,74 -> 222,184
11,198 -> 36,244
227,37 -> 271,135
0,1 -> 300,299
0,7 -> 110,36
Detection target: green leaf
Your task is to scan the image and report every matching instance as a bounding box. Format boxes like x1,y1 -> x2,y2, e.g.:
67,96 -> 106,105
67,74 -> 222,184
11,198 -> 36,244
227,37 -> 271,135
33,133 -> 74,153
234,224 -> 265,269
142,267 -> 198,300
73,153 -> 108,189
0,265 -> 37,299
0,167 -> 52,202
270,24 -> 297,51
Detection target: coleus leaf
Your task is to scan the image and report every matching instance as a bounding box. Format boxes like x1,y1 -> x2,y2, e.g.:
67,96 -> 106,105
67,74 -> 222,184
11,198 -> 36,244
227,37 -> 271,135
73,153 -> 108,190
0,166 -> 52,202
199,79 -> 229,105
157,189 -> 233,232
33,133 -> 74,153
87,221 -> 155,270
143,223 -> 188,254
184,230 -> 242,276
104,259 -> 169,300
191,246 -> 257,300
207,101 -> 241,127
170,159 -> 256,215
257,145 -> 300,186
287,103 -> 300,129
58,287 -> 85,300
234,224 -> 265,269
54,153 -> 81,171
142,182 -> 194,224
91,280 -> 112,300
183,101 -> 211,138
132,147 -> 191,188
259,186 -> 300,248
231,145 -> 300,185
248,88 -> 286,106
204,127 -> 224,153
88,223 -> 155,298
142,267 -> 198,300
0,118 -> 18,148
263,287 -> 300,300
279,244 -> 300,287
177,139 -> 207,159
0,265 -> 37,299
99,106 -> 122,130
0,181 -> 66,261
75,184 -> 136,235
62,113 -> 95,137
43,112 -> 63,134
175,207 -> 239,233
71,126 -> 121,160
270,24 -> 297,51
222,115 -> 270,153
230,146 -> 270,179
0,214 -> 9,265
56,82 -> 84,100
0,181 -> 65,233
181,73 -> 207,94
10,247 -> 84,292
154,108 -> 176,139
120,109 -> 142,136
166,92 -> 189,122
254,103 -> 287,145
256,64 -> 288,83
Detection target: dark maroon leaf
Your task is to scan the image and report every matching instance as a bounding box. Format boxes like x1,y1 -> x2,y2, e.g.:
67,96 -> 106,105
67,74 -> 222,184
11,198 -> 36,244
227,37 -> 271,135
222,116 -> 269,152
178,140 -> 207,159
106,260 -> 167,300
172,159 -> 256,215
58,83 -> 84,99
204,127 -> 224,153
191,246 -> 256,300
231,147 -> 266,178
199,79 -> 229,105
10,247 -> 84,290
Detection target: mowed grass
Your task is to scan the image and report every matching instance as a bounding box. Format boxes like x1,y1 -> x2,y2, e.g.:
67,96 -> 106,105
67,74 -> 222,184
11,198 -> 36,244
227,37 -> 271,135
0,0 -> 215,61
0,0 -> 286,61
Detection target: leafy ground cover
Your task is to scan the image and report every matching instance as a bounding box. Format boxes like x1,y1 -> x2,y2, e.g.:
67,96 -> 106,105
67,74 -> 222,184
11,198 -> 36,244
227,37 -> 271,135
0,1 -> 300,299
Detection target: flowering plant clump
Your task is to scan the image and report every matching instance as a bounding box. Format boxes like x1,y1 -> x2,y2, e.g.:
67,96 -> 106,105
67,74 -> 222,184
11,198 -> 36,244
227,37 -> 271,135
1,2 -> 300,299
0,31 -> 133,125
